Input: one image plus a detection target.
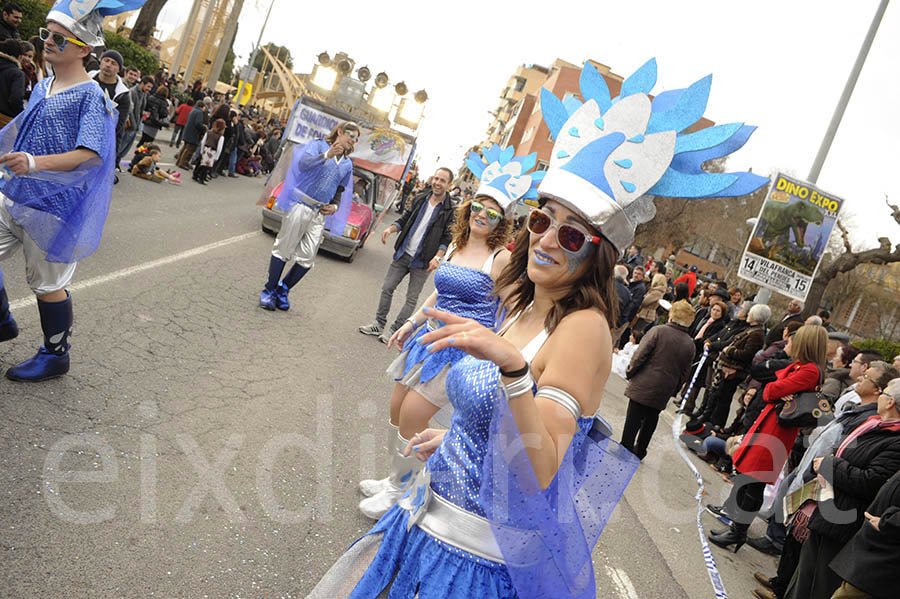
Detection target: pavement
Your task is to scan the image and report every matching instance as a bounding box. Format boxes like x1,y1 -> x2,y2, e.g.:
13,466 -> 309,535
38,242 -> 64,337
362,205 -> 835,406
0,146 -> 778,597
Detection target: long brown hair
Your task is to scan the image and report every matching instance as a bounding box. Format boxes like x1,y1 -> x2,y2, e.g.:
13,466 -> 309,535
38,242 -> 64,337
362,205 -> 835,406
494,225 -> 619,334
449,198 -> 510,252
791,324 -> 828,373
325,121 -> 361,156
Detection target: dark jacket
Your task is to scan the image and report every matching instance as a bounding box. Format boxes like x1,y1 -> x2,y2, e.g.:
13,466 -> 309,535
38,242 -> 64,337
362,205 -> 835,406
625,322 -> 696,411
144,92 -> 168,129
614,279 -> 632,327
392,191 -> 455,266
809,420 -> 900,544
626,280 -> 646,322
830,469 -> 900,598
90,71 -> 131,136
707,319 -> 750,355
0,19 -> 19,42
692,316 -> 727,356
0,52 -> 24,117
126,84 -> 147,134
183,106 -> 207,145
717,323 -> 766,376
765,313 -> 803,346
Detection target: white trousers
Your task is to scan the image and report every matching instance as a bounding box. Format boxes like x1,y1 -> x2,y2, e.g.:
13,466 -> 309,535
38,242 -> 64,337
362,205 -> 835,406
0,197 -> 76,294
271,202 -> 326,269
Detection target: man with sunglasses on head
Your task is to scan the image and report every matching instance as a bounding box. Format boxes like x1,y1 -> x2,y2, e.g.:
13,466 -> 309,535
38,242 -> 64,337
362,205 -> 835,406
359,167 -> 455,343
259,121 -> 360,311
0,1 -> 143,381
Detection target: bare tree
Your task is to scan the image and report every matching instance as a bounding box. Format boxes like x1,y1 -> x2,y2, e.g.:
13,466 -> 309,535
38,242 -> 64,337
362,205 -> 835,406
130,0 -> 169,47
802,197 -> 900,319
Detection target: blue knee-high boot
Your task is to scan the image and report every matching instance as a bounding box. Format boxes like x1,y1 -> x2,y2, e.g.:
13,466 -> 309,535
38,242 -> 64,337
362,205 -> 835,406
0,285 -> 18,342
260,255 -> 285,311
6,292 -> 72,382
274,264 -> 309,311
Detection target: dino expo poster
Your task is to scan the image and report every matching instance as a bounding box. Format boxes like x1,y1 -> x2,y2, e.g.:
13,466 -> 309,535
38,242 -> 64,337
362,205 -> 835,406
738,172 -> 844,302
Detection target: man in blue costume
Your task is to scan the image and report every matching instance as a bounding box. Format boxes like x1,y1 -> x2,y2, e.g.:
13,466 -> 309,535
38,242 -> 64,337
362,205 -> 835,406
0,0 -> 145,381
259,121 -> 359,310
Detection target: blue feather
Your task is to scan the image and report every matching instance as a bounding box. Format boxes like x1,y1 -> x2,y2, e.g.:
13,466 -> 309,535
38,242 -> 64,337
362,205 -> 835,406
540,88 -> 568,139
620,58 -> 657,98
650,88 -> 684,113
674,122 -> 744,155
562,96 -> 583,117
670,125 -> 756,174
500,146 -> 515,164
95,0 -> 148,16
696,172 -> 770,198
646,74 -> 712,134
649,168 -> 738,198
560,133 -> 625,200
579,62 -> 612,114
516,152 -> 537,173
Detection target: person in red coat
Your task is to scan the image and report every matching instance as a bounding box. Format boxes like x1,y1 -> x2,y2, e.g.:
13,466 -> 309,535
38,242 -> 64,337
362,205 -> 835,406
708,324 -> 828,552
673,265 -> 698,297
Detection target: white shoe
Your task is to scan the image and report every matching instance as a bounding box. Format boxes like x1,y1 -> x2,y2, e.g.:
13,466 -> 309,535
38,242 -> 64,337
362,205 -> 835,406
358,476 -> 388,497
359,484 -> 406,520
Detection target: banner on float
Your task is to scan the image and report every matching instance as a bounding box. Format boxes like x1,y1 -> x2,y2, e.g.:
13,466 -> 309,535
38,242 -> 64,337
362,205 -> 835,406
738,172 -> 844,302
285,103 -> 414,181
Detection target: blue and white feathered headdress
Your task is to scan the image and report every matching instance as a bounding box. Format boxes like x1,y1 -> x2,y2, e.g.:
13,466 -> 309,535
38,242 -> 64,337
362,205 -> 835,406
465,144 -> 545,216
48,0 -> 147,48
537,58 -> 769,252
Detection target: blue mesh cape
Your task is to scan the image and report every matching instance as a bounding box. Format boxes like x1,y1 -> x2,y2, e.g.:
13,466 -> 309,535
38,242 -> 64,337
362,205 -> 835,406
275,141 -> 353,238
0,79 -> 116,263
479,386 -> 640,598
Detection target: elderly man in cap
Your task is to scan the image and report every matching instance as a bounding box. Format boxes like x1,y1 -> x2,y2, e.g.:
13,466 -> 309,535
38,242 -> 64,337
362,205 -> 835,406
622,299 -> 696,460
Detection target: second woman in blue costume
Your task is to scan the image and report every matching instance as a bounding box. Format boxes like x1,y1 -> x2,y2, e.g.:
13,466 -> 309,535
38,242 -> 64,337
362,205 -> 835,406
357,145 -> 544,519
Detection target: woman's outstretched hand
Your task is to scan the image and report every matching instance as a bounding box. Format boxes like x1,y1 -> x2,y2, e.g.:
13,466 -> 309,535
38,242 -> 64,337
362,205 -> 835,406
403,429 -> 446,462
416,308 -> 524,372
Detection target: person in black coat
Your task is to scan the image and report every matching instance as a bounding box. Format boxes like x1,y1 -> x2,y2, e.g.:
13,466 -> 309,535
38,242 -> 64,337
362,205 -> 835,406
784,380 -> 900,599
766,298 -> 804,346
829,465 -> 900,599
0,37 -> 24,124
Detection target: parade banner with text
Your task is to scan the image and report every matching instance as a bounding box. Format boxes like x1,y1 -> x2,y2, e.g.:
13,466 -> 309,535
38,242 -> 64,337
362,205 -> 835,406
285,104 -> 414,181
738,172 -> 844,302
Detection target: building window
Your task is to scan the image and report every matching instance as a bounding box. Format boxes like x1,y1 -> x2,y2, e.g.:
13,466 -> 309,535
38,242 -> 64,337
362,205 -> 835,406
514,77 -> 526,92
522,126 -> 535,143
536,160 -> 549,171
547,131 -> 555,142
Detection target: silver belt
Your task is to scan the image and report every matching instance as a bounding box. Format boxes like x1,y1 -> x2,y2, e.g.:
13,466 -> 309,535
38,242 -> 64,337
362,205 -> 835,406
398,468 -> 506,563
292,188 -> 327,210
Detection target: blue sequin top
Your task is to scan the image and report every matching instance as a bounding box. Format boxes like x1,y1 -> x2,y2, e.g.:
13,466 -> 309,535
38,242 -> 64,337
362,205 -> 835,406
400,260 -> 499,383
429,354 -> 594,515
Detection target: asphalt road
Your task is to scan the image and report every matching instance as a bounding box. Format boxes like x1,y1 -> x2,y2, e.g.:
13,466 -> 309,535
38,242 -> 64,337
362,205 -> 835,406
0,147 -> 776,598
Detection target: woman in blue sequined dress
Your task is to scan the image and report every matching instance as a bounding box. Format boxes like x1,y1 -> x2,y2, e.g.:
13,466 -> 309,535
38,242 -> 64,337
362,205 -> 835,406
308,197 -> 638,599
357,194 -> 513,519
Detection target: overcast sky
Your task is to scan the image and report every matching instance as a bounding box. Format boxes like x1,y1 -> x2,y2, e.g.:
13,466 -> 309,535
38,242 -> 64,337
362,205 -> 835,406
153,0 -> 898,249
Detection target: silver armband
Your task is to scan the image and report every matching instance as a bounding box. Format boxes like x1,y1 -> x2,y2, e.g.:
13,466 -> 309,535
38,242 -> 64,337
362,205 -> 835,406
535,386 -> 583,421
503,367 -> 535,399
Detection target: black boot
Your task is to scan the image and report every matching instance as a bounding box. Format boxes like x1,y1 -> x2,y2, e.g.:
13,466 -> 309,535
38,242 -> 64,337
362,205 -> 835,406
708,522 -> 748,553
6,292 -> 73,382
0,285 -> 18,341
260,256 -> 285,310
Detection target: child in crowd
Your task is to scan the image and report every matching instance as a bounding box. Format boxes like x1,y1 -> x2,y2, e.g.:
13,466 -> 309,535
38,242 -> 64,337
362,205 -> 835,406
131,145 -> 180,184
612,329 -> 644,378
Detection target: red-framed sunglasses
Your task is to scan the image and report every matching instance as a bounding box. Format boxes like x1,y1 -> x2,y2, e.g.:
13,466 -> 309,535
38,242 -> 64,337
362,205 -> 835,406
526,208 -> 601,253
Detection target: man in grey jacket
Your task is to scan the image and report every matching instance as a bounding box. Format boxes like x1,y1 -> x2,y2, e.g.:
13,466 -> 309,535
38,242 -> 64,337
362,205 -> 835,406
117,74 -> 153,168
177,97 -> 210,169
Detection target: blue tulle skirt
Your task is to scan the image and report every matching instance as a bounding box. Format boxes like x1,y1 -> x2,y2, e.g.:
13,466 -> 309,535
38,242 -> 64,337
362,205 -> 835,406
306,503 -> 516,599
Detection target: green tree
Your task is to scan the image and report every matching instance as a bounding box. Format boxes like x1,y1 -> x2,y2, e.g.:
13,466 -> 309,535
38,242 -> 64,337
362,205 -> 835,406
14,0 -> 51,40
251,42 -> 292,76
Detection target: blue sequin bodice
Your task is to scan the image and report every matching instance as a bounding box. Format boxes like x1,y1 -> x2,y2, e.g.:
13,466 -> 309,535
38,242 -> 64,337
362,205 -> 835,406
429,355 -> 594,515
398,261 -> 499,384
433,261 -> 498,327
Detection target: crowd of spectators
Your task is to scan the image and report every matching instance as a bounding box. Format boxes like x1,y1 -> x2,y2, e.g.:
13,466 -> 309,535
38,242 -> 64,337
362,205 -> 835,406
613,246 -> 900,599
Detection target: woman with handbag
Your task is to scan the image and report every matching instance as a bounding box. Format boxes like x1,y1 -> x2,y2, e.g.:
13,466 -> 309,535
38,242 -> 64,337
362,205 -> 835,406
138,86 -> 169,146
708,324 -> 827,552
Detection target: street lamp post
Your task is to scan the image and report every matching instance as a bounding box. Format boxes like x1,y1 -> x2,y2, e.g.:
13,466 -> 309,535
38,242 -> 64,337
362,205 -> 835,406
236,0 -> 276,107
807,0 -> 889,183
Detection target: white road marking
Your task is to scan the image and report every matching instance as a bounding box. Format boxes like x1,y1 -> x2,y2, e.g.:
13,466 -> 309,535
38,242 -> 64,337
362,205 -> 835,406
604,564 -> 640,599
9,231 -> 261,311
